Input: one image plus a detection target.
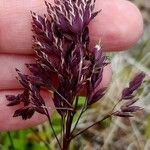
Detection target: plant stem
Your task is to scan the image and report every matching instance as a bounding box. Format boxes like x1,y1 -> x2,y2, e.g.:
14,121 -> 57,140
71,99 -> 87,135
61,116 -> 65,146
62,96 -> 85,150
63,112 -> 73,150
71,114 -> 111,140
7,132 -> 15,150
47,115 -> 62,150
45,109 -> 62,150
62,96 -> 79,150
62,135 -> 71,150
111,99 -> 122,113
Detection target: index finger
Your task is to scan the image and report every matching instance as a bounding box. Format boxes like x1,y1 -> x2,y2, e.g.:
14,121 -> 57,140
0,0 -> 143,54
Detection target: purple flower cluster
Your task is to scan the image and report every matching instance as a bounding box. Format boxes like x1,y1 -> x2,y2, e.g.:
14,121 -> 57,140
113,72 -> 145,117
6,0 -> 107,119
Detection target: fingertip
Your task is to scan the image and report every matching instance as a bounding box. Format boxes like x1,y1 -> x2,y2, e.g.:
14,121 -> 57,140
89,0 -> 144,51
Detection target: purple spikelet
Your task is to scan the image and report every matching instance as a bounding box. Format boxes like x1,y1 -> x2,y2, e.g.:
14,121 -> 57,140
122,72 -> 145,100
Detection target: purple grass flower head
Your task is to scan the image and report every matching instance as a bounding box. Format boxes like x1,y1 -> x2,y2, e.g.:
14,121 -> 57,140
45,0 -> 100,40
6,0 -> 107,119
113,72 -> 146,118
87,44 -> 109,105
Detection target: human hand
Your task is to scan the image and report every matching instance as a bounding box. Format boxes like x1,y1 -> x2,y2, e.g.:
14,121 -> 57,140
0,0 -> 143,131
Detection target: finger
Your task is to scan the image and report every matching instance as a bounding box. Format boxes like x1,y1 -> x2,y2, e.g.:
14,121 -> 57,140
0,54 -> 34,90
0,54 -> 112,90
0,90 -> 54,131
90,0 -> 143,51
0,0 -> 143,54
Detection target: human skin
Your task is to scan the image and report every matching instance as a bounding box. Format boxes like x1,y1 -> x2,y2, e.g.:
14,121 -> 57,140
0,0 -> 143,131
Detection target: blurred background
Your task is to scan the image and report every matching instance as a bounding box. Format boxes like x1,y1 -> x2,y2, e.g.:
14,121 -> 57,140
0,1 -> 150,150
